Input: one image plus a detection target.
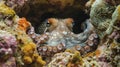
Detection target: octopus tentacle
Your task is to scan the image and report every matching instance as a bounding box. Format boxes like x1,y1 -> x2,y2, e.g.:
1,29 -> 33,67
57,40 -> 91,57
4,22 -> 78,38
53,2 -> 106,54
74,32 -> 99,55
27,18 -> 99,57
36,32 -> 99,56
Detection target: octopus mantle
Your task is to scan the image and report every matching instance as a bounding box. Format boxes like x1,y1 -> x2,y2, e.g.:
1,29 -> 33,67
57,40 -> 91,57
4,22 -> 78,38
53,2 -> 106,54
28,18 -> 99,56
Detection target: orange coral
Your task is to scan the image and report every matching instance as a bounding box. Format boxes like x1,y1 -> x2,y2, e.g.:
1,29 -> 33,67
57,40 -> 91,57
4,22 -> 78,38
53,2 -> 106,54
94,50 -> 101,57
23,56 -> 32,64
22,43 -> 46,66
18,17 -> 31,31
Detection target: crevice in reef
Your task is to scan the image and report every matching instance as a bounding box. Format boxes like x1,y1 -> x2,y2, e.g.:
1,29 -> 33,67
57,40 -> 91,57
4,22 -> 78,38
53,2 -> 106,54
18,9 -> 89,34
34,10 -> 89,34
15,0 -> 89,34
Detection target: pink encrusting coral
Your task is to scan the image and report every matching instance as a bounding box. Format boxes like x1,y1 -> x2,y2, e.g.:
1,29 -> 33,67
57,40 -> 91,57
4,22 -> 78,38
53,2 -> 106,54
0,30 -> 17,67
0,30 -> 17,56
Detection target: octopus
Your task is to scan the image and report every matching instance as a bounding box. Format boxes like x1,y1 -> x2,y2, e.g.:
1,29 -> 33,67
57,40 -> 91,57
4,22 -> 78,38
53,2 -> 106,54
27,18 -> 100,57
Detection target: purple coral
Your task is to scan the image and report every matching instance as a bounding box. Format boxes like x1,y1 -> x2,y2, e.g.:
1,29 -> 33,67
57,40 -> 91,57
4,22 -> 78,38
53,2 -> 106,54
0,31 -> 17,58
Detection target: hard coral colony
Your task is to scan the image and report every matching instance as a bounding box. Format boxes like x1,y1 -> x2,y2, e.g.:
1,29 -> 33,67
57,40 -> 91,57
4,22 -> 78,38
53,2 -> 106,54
0,0 -> 120,67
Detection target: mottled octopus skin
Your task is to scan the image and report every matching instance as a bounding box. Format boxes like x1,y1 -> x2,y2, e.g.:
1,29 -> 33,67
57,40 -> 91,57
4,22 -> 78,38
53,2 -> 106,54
27,18 -> 100,56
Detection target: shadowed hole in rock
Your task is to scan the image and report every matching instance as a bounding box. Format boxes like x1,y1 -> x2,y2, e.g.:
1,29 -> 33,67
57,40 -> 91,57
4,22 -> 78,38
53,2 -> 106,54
16,0 -> 90,34
17,4 -> 89,34
34,10 -> 89,34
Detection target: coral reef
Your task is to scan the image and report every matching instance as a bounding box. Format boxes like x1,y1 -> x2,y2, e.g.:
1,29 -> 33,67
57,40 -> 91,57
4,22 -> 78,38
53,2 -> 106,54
0,30 -> 17,56
0,2 -> 45,67
0,0 -> 120,67
48,50 -> 83,67
90,0 -> 115,39
90,0 -> 120,40
48,51 -> 74,67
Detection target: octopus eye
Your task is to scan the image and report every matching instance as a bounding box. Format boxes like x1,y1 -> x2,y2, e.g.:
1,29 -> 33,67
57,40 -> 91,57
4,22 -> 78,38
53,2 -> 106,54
46,21 -> 51,27
46,18 -> 57,27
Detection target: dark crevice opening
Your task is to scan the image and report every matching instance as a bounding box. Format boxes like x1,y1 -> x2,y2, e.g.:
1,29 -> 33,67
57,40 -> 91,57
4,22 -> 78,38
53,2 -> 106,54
18,7 -> 89,34
35,10 -> 89,34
